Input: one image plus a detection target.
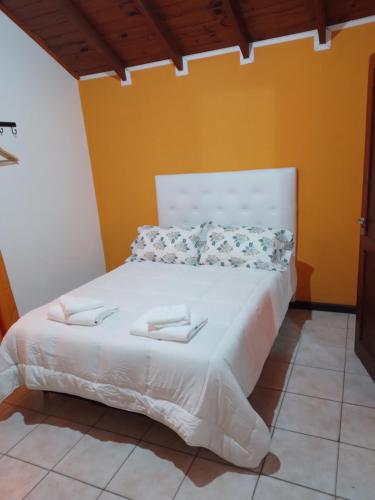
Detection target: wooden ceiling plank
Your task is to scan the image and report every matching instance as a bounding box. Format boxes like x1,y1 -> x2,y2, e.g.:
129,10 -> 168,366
3,0 -> 375,79
0,2 -> 79,78
223,0 -> 250,59
56,0 -> 126,80
313,0 -> 327,45
133,0 -> 183,71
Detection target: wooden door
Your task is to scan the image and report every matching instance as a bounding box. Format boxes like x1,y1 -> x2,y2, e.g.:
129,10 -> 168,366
0,252 -> 19,339
356,54 -> 375,380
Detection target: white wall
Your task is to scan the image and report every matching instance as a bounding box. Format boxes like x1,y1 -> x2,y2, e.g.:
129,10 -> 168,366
0,12 -> 105,314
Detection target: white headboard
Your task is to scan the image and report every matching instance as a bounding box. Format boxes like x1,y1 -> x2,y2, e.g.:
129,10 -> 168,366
156,168 -> 296,234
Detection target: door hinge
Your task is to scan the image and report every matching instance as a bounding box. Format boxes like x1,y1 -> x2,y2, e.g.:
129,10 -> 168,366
358,217 -> 367,235
358,217 -> 366,226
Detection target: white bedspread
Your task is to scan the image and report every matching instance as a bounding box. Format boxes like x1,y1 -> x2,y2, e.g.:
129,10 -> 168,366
0,261 -> 295,467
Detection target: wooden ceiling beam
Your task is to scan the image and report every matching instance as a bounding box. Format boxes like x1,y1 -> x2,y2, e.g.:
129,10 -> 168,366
57,0 -> 126,80
313,0 -> 327,45
133,0 -> 183,71
223,0 -> 251,59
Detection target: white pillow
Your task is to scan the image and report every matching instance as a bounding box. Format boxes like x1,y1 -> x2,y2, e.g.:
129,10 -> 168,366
129,224 -> 203,265
199,224 -> 294,271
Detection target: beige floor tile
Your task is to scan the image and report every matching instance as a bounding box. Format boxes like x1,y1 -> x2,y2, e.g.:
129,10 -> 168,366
25,471 -> 100,500
95,407 -> 152,439
8,416 -> 89,468
6,388 -> 64,414
262,428 -> 338,494
278,316 -> 304,341
249,387 -> 284,427
287,365 -> 343,401
142,421 -> 198,455
295,342 -> 345,371
0,404 -> 45,453
51,395 -> 107,426
254,476 -> 334,500
345,350 -> 368,376
343,373 -> 375,407
100,492 -> 128,500
276,393 -> 341,440
107,442 -> 193,500
285,310 -> 347,330
197,447 -> 230,465
197,447 -> 262,473
285,309 -> 312,326
268,336 -> 299,364
341,404 -> 375,450
307,311 -> 348,329
348,314 -> 356,331
300,324 -> 347,348
257,361 -> 292,391
347,330 -> 355,350
0,455 -> 47,500
175,457 -> 258,500
55,428 -> 137,488
337,443 -> 375,500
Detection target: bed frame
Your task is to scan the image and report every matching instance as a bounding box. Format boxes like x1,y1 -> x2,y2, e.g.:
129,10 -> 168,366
5,167 -> 297,468
156,167 -> 297,234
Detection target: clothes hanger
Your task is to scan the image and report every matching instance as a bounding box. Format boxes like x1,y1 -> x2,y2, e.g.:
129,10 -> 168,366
0,147 -> 19,167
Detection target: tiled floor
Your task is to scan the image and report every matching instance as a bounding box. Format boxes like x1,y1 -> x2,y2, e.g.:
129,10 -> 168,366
0,310 -> 374,499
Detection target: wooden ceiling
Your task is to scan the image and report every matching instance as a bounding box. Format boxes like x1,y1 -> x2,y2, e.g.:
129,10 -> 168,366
1,0 -> 375,81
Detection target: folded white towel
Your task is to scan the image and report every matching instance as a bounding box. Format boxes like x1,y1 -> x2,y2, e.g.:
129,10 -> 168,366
60,295 -> 104,316
130,312 -> 207,342
148,319 -> 190,331
146,304 -> 190,328
48,303 -> 118,327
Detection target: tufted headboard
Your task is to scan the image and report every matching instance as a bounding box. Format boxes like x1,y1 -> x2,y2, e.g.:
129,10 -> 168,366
155,168 -> 297,234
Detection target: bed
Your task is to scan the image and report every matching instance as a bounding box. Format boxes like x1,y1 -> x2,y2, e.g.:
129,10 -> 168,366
0,167 -> 297,468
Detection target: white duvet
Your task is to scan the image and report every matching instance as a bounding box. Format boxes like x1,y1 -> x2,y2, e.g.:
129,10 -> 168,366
0,261 -> 295,468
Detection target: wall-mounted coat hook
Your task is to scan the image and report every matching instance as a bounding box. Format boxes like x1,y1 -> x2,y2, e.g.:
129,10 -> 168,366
0,122 -> 17,136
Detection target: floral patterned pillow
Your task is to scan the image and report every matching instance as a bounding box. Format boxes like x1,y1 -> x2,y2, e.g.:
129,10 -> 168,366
199,224 -> 294,271
129,224 -> 204,265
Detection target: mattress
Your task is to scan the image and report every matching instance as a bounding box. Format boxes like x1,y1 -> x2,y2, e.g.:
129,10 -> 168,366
0,261 -> 296,467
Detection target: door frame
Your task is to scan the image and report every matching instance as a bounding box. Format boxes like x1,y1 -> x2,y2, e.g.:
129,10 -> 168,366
355,53 -> 375,380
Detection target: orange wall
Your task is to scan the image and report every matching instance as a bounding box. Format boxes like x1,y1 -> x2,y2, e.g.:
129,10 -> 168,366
79,23 -> 375,306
